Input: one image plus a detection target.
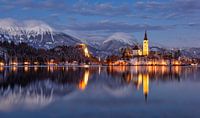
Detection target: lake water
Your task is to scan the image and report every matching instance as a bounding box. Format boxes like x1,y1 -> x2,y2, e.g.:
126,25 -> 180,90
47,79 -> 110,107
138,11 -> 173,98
0,66 -> 200,118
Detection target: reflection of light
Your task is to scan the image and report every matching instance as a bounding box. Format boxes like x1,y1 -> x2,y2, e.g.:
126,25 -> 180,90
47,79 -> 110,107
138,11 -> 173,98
125,73 -> 132,83
109,66 -> 126,73
65,67 -> 68,72
143,74 -> 149,101
161,66 -> 167,75
11,66 -> 17,72
174,66 -> 180,74
137,73 -> 142,90
79,70 -> 90,90
34,66 -> 38,72
0,62 -> 4,66
24,66 -> 29,72
0,66 -> 4,71
50,66 -> 54,72
98,66 -> 101,75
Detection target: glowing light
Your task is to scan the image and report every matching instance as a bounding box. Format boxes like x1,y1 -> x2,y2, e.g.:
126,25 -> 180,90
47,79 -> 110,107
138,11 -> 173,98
79,70 -> 90,90
138,50 -> 143,56
143,74 -> 149,99
173,60 -> 181,65
112,60 -> 127,66
143,40 -> 149,56
24,61 -> 30,65
34,65 -> 38,72
10,62 -> 18,66
137,73 -> 143,90
24,66 -> 29,72
47,59 -> 57,66
83,64 -> 89,68
0,62 -> 4,66
79,44 -> 90,57
34,62 -> 39,65
161,60 -> 167,65
0,66 -> 4,71
98,66 -> 101,75
84,47 -> 90,57
11,66 -> 17,72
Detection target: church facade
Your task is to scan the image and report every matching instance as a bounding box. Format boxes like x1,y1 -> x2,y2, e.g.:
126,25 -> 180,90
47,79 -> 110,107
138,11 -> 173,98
142,31 -> 149,56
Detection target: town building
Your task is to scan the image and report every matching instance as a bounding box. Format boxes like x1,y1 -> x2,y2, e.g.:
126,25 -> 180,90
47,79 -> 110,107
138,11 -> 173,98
142,30 -> 149,56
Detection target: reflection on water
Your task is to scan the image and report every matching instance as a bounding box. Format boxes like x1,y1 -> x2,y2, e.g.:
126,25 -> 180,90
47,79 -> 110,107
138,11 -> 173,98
78,69 -> 90,90
0,66 -> 199,114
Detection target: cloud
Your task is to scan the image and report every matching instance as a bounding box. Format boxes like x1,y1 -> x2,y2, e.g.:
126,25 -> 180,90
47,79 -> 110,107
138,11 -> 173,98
70,2 -> 132,16
66,20 -> 172,32
134,0 -> 200,19
1,0 -> 199,20
0,0 -> 132,16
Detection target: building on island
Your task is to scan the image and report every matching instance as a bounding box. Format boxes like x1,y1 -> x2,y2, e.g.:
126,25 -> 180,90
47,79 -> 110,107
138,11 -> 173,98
132,45 -> 142,56
130,30 -> 149,57
142,30 -> 149,56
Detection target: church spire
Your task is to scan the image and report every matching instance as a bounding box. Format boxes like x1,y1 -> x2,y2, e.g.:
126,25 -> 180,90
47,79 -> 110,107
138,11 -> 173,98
144,30 -> 148,40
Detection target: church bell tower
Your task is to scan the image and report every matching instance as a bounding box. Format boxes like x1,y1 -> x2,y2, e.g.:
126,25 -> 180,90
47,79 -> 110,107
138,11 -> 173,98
143,30 -> 149,56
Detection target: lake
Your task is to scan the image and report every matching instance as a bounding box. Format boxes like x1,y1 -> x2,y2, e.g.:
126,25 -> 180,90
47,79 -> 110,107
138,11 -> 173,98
0,66 -> 200,118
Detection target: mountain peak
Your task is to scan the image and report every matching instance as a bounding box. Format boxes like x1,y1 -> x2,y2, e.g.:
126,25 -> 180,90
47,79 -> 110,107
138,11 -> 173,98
103,32 -> 136,45
0,18 -> 54,36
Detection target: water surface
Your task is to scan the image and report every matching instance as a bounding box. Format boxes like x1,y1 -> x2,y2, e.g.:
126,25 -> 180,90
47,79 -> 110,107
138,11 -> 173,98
0,66 -> 200,118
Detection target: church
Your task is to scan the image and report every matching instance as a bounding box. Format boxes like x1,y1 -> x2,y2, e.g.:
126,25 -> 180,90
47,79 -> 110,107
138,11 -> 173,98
132,31 -> 149,56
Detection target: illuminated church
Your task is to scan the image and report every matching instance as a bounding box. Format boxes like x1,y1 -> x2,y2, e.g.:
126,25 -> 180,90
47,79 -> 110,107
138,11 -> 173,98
132,30 -> 149,56
142,30 -> 149,56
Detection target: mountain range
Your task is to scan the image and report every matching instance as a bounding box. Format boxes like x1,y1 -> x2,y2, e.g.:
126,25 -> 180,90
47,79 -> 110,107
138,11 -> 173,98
0,19 -> 200,58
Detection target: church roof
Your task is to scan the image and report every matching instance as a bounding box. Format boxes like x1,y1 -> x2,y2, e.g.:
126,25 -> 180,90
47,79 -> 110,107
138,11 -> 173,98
132,45 -> 139,50
144,30 -> 148,40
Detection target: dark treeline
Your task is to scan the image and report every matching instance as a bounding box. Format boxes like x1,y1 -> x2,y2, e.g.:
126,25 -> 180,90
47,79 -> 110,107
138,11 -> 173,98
0,41 -> 96,64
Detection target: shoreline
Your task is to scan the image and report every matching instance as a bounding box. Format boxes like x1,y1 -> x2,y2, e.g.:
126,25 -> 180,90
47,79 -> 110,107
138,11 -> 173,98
0,64 -> 198,67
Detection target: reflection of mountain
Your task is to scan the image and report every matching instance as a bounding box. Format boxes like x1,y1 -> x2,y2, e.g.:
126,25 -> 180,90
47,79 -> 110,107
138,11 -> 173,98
0,66 -> 198,111
0,67 -> 90,111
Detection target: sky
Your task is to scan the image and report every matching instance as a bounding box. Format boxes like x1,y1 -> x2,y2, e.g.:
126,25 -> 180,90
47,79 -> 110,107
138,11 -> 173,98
0,0 -> 200,48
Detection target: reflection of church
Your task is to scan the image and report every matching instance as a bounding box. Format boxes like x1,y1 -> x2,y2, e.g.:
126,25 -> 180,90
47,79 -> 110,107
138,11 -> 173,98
107,66 -> 184,101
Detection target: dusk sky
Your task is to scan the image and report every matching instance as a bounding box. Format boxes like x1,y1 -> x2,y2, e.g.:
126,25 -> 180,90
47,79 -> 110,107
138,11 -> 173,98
0,0 -> 200,47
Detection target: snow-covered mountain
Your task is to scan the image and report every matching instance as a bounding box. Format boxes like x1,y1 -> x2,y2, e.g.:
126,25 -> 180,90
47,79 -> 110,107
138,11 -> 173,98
0,19 -> 83,49
181,48 -> 200,58
101,32 -> 138,52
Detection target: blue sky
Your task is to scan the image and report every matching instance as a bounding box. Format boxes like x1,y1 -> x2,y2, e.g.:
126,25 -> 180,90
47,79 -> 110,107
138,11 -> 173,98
0,0 -> 200,47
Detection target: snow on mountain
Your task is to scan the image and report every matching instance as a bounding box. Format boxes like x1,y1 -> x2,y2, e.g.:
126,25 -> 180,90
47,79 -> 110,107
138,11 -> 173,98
101,32 -> 137,52
0,18 -> 54,37
0,19 -> 83,49
181,48 -> 200,58
103,32 -> 136,45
